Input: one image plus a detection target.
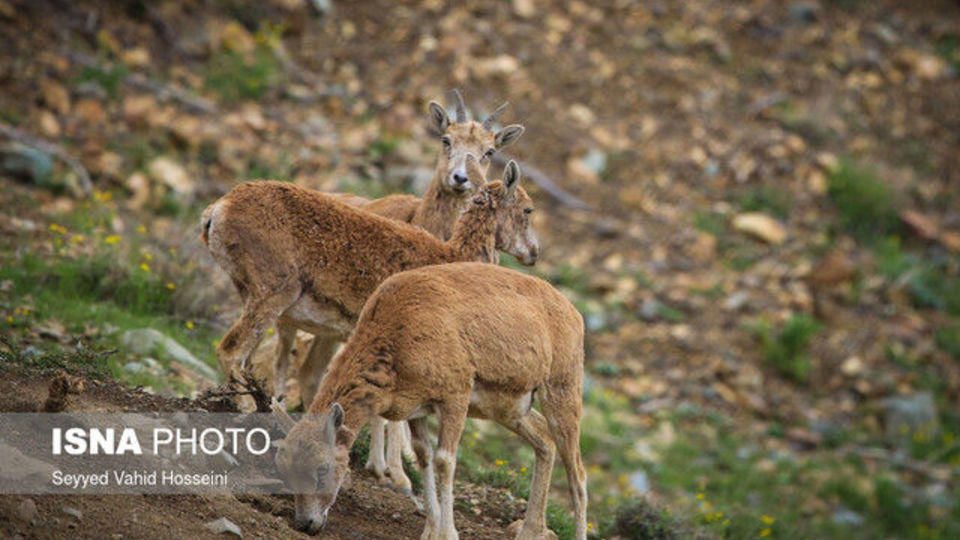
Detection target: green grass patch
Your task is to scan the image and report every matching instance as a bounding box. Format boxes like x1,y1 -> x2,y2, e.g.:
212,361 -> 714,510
936,323 -> 960,362
599,498 -> 706,540
692,211 -> 726,237
748,313 -> 821,381
74,62 -> 130,99
738,186 -> 793,219
827,160 -> 901,240
651,411 -> 960,539
0,334 -> 109,377
875,237 -> 960,316
204,44 -> 283,103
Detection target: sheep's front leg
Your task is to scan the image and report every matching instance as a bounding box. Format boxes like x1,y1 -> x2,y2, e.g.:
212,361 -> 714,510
409,417 -> 440,540
365,416 -> 388,480
272,321 -> 296,399
217,286 -> 299,381
434,400 -> 468,540
385,420 -> 414,496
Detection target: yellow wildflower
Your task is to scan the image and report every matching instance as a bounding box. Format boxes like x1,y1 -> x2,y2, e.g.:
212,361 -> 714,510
267,328 -> 274,335
169,247 -> 177,255
72,234 -> 84,243
49,223 -> 67,234
5,316 -> 12,323
520,467 -> 527,472
142,252 -> 153,261
186,321 -> 195,330
696,493 -> 705,500
140,262 -> 150,272
104,235 -> 121,245
166,282 -> 175,290
494,459 -> 506,466
136,225 -> 147,234
759,528 -> 772,537
761,515 -> 775,525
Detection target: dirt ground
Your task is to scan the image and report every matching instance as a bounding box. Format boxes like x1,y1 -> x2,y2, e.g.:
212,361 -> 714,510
0,365 -> 514,539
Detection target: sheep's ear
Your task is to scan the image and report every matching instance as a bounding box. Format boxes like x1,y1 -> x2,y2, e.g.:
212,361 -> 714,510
503,161 -> 521,195
428,101 -> 450,135
494,124 -> 524,149
330,403 -> 345,430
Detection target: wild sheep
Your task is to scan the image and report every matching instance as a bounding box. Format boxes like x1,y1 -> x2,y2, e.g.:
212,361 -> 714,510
274,262 -> 587,540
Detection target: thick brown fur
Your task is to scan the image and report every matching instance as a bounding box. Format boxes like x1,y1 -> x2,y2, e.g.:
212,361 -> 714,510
204,158 -> 535,386
275,263 -> 587,539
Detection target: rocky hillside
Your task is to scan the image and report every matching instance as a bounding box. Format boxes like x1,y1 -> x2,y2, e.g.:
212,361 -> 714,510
1,0 -> 959,538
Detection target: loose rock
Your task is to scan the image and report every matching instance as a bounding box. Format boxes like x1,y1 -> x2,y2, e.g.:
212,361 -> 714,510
732,212 -> 787,244
204,517 -> 243,537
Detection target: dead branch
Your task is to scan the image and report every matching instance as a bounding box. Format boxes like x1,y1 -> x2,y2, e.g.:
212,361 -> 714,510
233,372 -> 273,413
492,152 -> 591,211
64,51 -> 218,115
0,121 -> 93,196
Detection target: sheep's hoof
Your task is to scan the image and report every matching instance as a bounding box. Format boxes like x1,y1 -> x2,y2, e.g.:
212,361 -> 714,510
507,520 -> 558,540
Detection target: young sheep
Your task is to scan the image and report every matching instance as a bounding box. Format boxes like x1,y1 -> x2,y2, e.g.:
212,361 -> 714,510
274,262 -> 588,540
297,93 -> 526,491
203,157 -> 536,399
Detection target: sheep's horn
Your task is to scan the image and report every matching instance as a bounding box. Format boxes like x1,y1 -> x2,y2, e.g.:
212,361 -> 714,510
452,89 -> 467,123
483,102 -> 510,130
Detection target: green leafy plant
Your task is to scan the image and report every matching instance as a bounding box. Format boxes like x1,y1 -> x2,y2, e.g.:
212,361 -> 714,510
827,160 -> 900,240
204,45 -> 283,103
749,314 -> 822,381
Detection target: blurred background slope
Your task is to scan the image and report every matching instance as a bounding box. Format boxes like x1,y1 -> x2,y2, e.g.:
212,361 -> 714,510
0,0 -> 959,538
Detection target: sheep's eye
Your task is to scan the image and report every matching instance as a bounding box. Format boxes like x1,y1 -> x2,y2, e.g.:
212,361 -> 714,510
484,148 -> 495,158
441,137 -> 451,148
317,464 -> 331,478
523,208 -> 534,215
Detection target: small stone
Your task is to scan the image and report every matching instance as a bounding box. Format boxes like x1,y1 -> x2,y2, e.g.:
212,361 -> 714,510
732,212 -> 787,244
39,110 -> 61,137
204,517 -> 243,537
841,356 -> 864,376
122,95 -> 158,127
568,104 -> 595,126
75,99 -> 106,125
512,0 -> 536,18
639,298 -> 661,321
148,157 -> 195,196
628,470 -> 650,494
121,47 -> 151,69
40,79 -> 71,115
18,498 -> 37,521
123,361 -> 145,374
62,505 -> 82,520
788,2 -> 819,24
121,329 -> 217,380
579,148 -> 607,177
832,508 -> 864,527
0,143 -> 54,186
881,392 -> 939,448
125,172 -> 151,209
723,291 -> 750,312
